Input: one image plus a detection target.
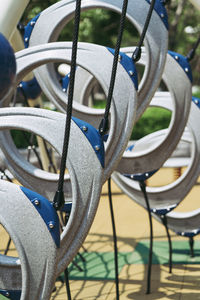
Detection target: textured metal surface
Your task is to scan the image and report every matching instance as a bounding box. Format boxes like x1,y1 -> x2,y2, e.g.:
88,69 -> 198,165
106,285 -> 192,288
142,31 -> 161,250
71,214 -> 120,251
0,180 -> 57,300
2,42 -> 137,181
116,51 -> 192,174
112,95 -> 200,212
0,106 -> 103,277
28,0 -> 168,121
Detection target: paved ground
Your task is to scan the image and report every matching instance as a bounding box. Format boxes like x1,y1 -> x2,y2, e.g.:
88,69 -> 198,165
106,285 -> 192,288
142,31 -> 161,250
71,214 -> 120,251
1,167 -> 200,299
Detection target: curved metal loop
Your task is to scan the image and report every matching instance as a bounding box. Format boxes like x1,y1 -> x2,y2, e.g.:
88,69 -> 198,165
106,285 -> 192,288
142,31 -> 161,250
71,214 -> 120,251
28,0 -> 168,121
0,180 -> 58,300
112,94 -> 200,212
116,50 -> 192,174
0,106 -> 104,277
1,42 -> 137,182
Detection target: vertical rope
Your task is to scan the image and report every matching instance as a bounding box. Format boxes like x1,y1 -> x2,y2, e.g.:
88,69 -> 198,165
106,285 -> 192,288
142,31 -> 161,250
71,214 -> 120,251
99,0 -> 129,136
108,177 -> 119,299
132,0 -> 156,62
53,0 -> 81,210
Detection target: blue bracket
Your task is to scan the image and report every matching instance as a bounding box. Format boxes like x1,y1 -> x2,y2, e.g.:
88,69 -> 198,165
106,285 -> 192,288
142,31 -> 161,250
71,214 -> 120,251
192,96 -> 200,109
168,50 -> 193,83
18,77 -> 41,100
24,14 -> 41,48
145,0 -> 168,29
124,169 -> 158,181
20,186 -> 60,247
107,48 -> 138,90
72,117 -> 105,168
0,289 -> 21,300
176,229 -> 200,238
151,204 -> 177,215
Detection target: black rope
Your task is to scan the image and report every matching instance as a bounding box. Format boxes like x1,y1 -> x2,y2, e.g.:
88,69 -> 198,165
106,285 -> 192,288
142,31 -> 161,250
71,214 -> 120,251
186,35 -> 200,61
139,181 -> 153,295
108,177 -> 119,300
99,0 -> 129,136
53,0 -> 81,210
161,215 -> 172,273
64,268 -> 72,300
132,0 -> 156,62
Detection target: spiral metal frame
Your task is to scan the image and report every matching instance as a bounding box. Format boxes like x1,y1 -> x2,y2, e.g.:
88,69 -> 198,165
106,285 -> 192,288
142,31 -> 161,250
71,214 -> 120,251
27,0 -> 168,122
1,42 -> 137,184
112,94 -> 200,213
0,180 -> 58,300
0,106 -> 104,277
116,50 -> 192,174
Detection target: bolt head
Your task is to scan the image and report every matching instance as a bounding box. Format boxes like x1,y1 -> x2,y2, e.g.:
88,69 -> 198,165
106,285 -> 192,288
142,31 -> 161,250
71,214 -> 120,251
34,199 -> 40,206
195,99 -> 199,104
5,292 -> 10,297
160,13 -> 164,18
24,37 -> 29,42
82,126 -> 88,132
30,21 -> 35,26
49,222 -> 54,229
95,145 -> 100,151
62,88 -> 66,92
185,67 -> 189,73
129,70 -> 134,76
175,55 -> 179,60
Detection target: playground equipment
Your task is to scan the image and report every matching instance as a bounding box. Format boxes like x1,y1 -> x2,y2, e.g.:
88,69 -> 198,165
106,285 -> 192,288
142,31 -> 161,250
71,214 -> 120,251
0,0 -> 199,299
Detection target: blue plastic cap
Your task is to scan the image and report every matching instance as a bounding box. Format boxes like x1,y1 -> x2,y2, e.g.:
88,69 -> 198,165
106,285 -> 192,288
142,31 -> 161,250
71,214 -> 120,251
145,0 -> 169,30
72,117 -> 105,168
107,48 -> 138,90
124,169 -> 158,181
168,50 -> 193,83
192,96 -> 200,109
18,77 -> 42,100
0,33 -> 16,99
20,186 -> 60,247
24,14 -> 40,48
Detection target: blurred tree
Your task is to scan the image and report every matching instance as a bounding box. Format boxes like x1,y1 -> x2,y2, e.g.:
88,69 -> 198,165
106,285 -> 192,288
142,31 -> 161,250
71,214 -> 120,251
21,0 -> 199,84
166,0 -> 200,85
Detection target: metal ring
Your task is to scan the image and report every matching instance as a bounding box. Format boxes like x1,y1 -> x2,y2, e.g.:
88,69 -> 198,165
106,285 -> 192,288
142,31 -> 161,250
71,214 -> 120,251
28,0 -> 168,121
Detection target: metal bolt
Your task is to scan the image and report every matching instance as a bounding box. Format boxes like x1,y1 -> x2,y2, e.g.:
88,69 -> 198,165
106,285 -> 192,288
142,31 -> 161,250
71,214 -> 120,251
181,232 -> 184,236
82,126 -> 88,132
62,88 -> 66,92
131,174 -> 134,179
24,37 -> 29,42
30,21 -> 35,26
153,209 -> 156,213
95,145 -> 100,151
145,173 -> 149,177
129,70 -> 134,76
195,99 -> 199,104
185,67 -> 189,73
34,199 -> 40,206
49,222 -> 54,229
175,55 -> 179,60
5,292 -> 10,297
160,13 -> 164,18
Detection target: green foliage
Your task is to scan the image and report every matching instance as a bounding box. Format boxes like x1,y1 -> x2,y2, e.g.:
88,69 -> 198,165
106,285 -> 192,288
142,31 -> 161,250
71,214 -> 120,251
11,130 -> 38,148
131,107 -> 171,140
